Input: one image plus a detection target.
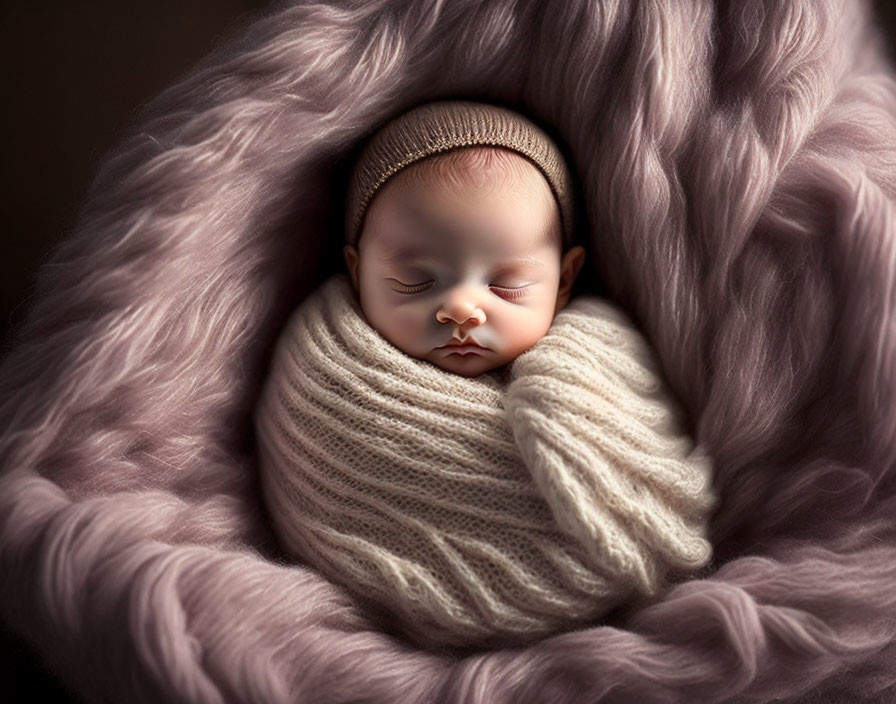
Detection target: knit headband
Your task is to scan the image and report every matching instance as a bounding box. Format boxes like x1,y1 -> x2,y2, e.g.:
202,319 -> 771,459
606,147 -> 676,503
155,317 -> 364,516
344,100 -> 575,248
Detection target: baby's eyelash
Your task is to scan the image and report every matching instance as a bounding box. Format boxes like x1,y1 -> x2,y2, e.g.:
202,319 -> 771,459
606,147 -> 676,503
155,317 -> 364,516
391,280 -> 433,293
390,279 -> 530,299
494,286 -> 528,300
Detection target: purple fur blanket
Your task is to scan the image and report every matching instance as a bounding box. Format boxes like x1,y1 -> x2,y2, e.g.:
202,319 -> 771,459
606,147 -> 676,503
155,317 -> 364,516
2,0 -> 895,702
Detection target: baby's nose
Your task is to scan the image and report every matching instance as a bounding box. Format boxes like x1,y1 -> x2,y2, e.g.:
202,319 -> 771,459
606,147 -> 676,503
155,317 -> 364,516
436,299 -> 486,327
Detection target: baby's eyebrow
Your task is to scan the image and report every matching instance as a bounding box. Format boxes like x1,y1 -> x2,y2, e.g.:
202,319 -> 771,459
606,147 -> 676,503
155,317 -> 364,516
379,248 -> 544,270
377,245 -> 432,263
496,255 -> 546,270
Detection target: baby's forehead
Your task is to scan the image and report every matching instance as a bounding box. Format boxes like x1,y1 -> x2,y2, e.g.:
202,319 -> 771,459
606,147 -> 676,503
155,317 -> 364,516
363,152 -> 562,254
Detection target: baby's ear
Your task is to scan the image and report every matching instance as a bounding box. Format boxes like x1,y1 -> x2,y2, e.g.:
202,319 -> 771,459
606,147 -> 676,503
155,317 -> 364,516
343,245 -> 360,292
555,245 -> 586,312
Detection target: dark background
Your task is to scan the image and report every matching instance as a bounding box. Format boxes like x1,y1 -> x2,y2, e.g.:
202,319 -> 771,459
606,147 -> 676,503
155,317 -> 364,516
2,2 -> 895,701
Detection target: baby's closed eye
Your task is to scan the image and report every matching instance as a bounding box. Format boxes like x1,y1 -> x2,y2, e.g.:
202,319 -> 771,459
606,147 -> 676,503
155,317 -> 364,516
387,277 -> 534,300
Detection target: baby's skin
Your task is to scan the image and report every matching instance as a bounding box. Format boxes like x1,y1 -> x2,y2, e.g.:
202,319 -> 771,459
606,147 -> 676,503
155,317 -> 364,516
343,146 -> 587,378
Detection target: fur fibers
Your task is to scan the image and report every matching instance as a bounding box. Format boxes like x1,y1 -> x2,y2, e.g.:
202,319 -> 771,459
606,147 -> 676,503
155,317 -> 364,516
1,0 -> 895,702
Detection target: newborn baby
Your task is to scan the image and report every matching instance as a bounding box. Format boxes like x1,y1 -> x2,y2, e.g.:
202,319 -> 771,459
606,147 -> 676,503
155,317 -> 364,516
342,141 -> 585,378
254,100 -> 716,652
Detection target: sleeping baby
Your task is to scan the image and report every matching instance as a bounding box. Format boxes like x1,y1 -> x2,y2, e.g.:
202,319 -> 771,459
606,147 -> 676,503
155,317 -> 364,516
341,104 -> 586,380
253,100 -> 717,652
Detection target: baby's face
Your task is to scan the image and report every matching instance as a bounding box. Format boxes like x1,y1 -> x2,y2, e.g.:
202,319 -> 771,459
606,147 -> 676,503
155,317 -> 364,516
344,147 -> 585,378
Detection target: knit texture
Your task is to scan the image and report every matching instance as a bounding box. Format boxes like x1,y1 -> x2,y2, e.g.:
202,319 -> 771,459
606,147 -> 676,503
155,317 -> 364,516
344,100 -> 575,248
254,274 -> 716,649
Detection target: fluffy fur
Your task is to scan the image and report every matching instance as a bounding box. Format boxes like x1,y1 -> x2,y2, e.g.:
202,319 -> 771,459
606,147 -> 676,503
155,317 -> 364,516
1,0 -> 895,702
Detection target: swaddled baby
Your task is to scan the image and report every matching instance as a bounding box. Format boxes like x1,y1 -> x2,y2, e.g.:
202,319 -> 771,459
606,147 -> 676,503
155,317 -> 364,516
254,101 -> 717,651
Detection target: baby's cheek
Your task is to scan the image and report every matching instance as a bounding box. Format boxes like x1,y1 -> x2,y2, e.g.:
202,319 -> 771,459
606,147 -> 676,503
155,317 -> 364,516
390,308 -> 430,348
366,297 -> 430,355
502,307 -> 554,355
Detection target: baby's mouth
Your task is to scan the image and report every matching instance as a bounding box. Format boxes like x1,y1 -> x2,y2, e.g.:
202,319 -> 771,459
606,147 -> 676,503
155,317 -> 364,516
443,347 -> 484,357
439,338 -> 487,352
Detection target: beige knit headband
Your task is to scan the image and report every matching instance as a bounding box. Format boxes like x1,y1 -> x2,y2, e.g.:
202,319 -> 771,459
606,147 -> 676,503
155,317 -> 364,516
344,100 -> 575,248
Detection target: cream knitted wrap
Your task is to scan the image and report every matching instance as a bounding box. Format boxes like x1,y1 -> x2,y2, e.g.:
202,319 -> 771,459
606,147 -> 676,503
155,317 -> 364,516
254,275 -> 717,650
